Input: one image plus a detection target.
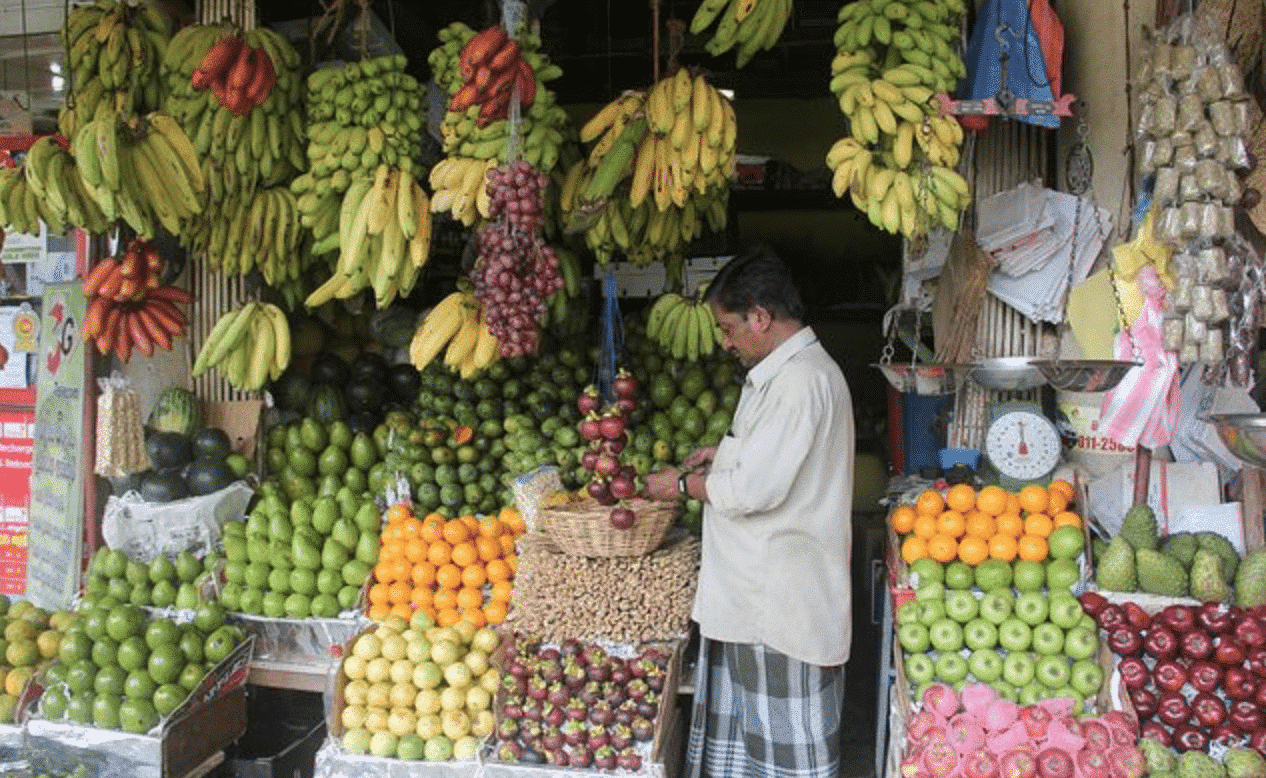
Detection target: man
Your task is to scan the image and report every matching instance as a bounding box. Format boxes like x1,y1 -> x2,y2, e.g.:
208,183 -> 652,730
645,246 -> 855,778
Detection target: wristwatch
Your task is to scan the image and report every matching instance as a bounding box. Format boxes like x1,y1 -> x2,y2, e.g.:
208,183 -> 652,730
677,471 -> 690,498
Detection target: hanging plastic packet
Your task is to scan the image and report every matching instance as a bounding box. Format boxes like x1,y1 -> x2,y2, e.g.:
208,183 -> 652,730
1173,143 -> 1198,174
1175,94 -> 1203,133
1195,159 -> 1227,198
1209,288 -> 1230,323
94,373 -> 148,478
1179,202 -> 1202,238
1184,311 -> 1207,342
1219,64 -> 1246,98
1200,202 -> 1223,239
1209,102 -> 1236,136
1197,246 -> 1229,279
1193,124 -> 1218,158
1150,42 -> 1173,80
1171,273 -> 1194,311
1179,340 -> 1201,364
1232,101 -> 1251,134
1223,136 -> 1251,170
1158,207 -> 1183,244
1201,328 -> 1224,363
1218,206 -> 1236,240
1226,169 -> 1243,205
1171,44 -> 1198,78
1154,167 -> 1179,203
1153,136 -> 1174,167
1136,101 -> 1157,139
1195,66 -> 1223,102
1178,173 -> 1201,202
1189,284 -> 1213,320
1152,96 -> 1177,135
1138,141 -> 1157,174
1163,316 -> 1185,351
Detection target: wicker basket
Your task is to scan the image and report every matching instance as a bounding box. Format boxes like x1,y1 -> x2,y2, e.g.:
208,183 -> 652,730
540,497 -> 679,558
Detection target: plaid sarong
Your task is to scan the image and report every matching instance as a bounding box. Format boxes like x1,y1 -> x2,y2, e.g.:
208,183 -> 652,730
686,637 -> 845,778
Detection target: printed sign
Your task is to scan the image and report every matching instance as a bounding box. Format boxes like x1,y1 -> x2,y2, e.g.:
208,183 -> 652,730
0,393 -> 33,595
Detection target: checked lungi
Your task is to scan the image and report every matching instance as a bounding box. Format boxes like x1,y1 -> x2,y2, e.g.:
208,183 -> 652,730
686,637 -> 846,778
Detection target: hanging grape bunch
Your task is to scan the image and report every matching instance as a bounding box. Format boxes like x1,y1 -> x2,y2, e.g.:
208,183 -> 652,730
471,161 -> 564,357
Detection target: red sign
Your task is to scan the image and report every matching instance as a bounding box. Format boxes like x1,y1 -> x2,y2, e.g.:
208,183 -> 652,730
0,387 -> 34,595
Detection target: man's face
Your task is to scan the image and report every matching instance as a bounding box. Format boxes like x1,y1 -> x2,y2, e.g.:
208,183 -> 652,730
711,303 -> 767,367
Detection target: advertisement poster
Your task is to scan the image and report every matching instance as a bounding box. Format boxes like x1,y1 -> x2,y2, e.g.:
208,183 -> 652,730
26,284 -> 86,610
0,391 -> 34,595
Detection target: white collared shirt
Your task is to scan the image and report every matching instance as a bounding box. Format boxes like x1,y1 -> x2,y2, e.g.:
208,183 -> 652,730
696,326 -> 855,666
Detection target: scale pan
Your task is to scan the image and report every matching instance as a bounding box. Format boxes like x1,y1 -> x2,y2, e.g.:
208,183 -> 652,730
968,357 -> 1047,392
871,363 -> 969,396
1204,414 -> 1266,470
1033,360 -> 1140,393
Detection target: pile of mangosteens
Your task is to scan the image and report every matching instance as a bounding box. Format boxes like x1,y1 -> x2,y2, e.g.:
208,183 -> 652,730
493,633 -> 671,770
578,368 -> 644,530
1079,593 -> 1266,754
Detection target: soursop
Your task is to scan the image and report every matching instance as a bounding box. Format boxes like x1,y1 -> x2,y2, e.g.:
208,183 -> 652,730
1092,537 -> 1109,561
1097,534 -> 1136,591
1161,531 -> 1198,570
1224,748 -> 1266,778
1139,738 -> 1176,774
1190,549 -> 1231,602
1137,548 -> 1189,597
1119,504 -> 1159,551
1195,531 -> 1238,582
1177,750 -> 1226,778
1236,548 -> 1266,607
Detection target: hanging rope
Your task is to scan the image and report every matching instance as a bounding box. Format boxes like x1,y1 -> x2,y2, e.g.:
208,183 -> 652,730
650,0 -> 661,83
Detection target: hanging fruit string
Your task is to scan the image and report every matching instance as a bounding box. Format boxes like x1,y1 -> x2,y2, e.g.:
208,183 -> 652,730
598,268 -> 625,403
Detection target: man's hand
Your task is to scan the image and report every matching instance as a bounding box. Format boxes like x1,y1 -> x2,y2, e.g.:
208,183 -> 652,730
643,467 -> 681,501
682,446 -> 718,472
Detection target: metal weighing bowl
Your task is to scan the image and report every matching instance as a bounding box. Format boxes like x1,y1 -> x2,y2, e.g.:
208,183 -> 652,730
871,363 -> 969,396
1033,360 -> 1141,393
1204,413 -> 1266,469
967,357 -> 1048,392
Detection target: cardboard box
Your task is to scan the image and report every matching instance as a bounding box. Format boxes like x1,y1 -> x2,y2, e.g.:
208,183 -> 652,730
24,636 -> 253,778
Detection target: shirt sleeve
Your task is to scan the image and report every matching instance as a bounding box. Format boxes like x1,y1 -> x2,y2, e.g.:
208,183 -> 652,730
705,373 -> 823,517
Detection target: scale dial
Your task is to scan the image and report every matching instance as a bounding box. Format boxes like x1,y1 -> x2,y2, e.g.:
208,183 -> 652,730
984,408 -> 1061,482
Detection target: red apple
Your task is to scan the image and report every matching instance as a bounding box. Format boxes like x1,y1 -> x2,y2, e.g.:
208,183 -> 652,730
1159,604 -> 1197,633
1188,659 -> 1223,693
1191,691 -> 1228,728
1143,625 -> 1178,661
1153,659 -> 1188,694
1124,602 -> 1153,631
1156,691 -> 1191,727
1117,657 -> 1150,690
1197,602 -> 1234,635
1224,666 -> 1258,701
1171,724 -> 1209,753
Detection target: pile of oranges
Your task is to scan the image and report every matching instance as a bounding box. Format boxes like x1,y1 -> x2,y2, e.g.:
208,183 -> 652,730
366,503 -> 526,627
892,481 -> 1083,567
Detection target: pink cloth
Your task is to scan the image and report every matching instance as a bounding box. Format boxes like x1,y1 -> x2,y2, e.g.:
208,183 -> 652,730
1098,267 -> 1181,448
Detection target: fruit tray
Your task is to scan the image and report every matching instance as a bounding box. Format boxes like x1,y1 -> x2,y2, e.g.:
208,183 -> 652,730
231,612 -> 370,666
313,738 -> 481,778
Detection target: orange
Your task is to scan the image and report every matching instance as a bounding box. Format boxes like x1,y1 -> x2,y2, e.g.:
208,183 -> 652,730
389,603 -> 414,620
900,535 -> 928,565
1005,493 -> 1021,516
975,485 -> 1009,517
490,580 -> 514,603
436,608 -> 462,628
405,538 -> 428,564
995,513 -> 1023,538
483,600 -> 508,624
367,603 -> 391,622
936,510 -> 966,539
915,489 -> 945,516
485,559 -> 511,583
459,608 -> 487,628
435,563 -> 462,590
1018,534 -> 1048,562
964,512 -> 996,540
401,517 -> 423,537
1018,484 -> 1049,516
410,561 -> 437,587
456,587 -> 484,611
420,515 -> 445,543
385,504 -> 411,525
1023,513 -> 1053,539
451,542 -> 478,568
388,558 -> 411,585
461,564 -> 487,589
1052,511 -> 1083,529
478,517 -> 504,538
388,581 -> 412,605
927,534 -> 958,563
912,515 -> 938,540
368,582 -> 391,606
427,541 -> 452,567
505,554 -> 518,574
460,514 -> 480,535
383,540 -> 406,562
500,507 -> 526,535
382,524 -> 405,544
988,534 -> 1018,562
443,520 -> 471,545
890,506 -> 917,535
433,588 -> 458,612
499,534 -> 517,557
946,483 -> 977,513
957,535 -> 989,565
1046,489 -> 1070,515
410,587 -> 434,609
1049,479 -> 1075,503
476,536 -> 501,563
373,561 -> 395,584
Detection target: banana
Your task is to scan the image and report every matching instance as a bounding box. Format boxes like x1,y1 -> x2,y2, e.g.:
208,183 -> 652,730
245,310 -> 275,391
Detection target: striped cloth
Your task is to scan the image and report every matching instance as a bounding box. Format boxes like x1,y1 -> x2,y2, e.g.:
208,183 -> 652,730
686,637 -> 846,778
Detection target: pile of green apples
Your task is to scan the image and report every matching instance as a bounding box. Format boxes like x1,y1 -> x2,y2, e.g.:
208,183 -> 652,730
896,556 -> 1105,713
218,482 -> 379,619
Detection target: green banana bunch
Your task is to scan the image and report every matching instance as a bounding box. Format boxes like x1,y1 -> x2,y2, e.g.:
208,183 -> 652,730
192,301 -> 292,392
0,165 -> 62,237
160,23 -> 307,274
20,136 -> 114,235
826,0 -> 969,237
294,55 -> 425,260
563,69 -> 735,277
430,22 -> 570,176
644,290 -> 722,361
542,247 -> 588,336
72,111 -> 206,239
692,0 -> 794,67
58,0 -> 169,140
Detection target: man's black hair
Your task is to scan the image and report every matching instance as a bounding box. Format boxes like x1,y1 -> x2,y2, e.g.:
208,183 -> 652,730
703,245 -> 805,322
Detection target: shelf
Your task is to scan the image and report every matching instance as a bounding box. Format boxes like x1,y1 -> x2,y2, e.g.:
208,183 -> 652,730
247,659 -> 331,693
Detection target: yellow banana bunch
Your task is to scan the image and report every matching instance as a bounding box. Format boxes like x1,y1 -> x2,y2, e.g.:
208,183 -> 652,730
409,290 -> 500,377
644,289 -> 722,361
428,156 -> 497,227
692,0 -> 794,67
17,136 -> 113,235
58,0 -> 169,140
826,0 -> 969,237
192,302 -> 292,392
304,164 -> 433,311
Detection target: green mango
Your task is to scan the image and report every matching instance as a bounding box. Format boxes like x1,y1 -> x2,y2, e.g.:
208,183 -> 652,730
331,518 -> 359,552
322,538 -> 350,570
311,497 -> 339,535
355,531 -> 379,567
291,536 -> 322,572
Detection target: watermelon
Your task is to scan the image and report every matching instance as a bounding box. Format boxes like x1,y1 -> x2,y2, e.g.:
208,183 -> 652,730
147,388 -> 201,437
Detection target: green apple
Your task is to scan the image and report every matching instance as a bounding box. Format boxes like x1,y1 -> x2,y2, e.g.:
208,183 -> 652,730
1047,591 -> 1084,629
904,652 -> 935,685
944,590 -> 980,624
898,622 -> 931,653
909,558 -> 945,585
979,589 -> 1014,625
929,618 -> 965,653
968,648 -> 1003,683
1069,659 -> 1104,698
917,599 -> 947,627
916,581 -> 946,602
897,602 -> 920,626
934,652 -> 969,684
964,618 -> 998,651
944,561 -> 975,590
974,559 -> 1013,591
1014,592 -> 1049,627
1012,560 -> 1045,592
1031,623 -> 1065,656
998,617 -> 1032,652
1063,626 -> 1098,661
1002,651 -> 1035,687
1035,654 -> 1071,688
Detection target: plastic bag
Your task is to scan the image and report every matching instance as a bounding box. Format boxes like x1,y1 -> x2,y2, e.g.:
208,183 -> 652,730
1179,202 -> 1202,238
1176,94 -> 1204,132
1193,124 -> 1218,158
1154,136 -> 1174,167
1173,143 -> 1198,174
1222,136 -> 1251,169
1163,316 -> 1186,350
1190,284 -> 1213,320
1197,246 -> 1229,279
1195,158 -> 1228,197
1158,206 -> 1183,244
1201,328 -> 1224,362
1153,96 -> 1178,135
1154,167 -> 1180,204
1210,288 -> 1230,323
101,482 -> 253,563
1171,274 -> 1193,311
1195,66 -> 1223,102
1172,45 -> 1198,78
1209,101 -> 1236,136
1199,202 -> 1222,239
94,374 -> 147,478
1185,311 -> 1207,342
1178,173 -> 1201,202
1219,64 -> 1246,98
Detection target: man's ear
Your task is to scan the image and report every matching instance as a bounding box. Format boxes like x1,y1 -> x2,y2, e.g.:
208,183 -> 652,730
749,305 -> 773,332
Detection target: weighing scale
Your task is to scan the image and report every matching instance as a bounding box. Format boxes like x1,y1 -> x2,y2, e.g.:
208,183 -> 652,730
981,401 -> 1062,489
